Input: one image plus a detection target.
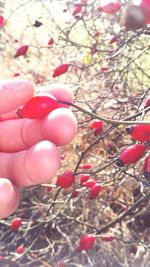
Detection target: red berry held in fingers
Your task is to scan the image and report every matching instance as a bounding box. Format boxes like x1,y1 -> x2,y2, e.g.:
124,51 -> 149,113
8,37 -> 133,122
56,171 -> 75,188
89,184 -> 102,199
52,64 -> 69,78
17,94 -> 58,119
79,234 -> 95,251
126,124 -> 150,142
143,155 -> 150,179
10,217 -> 22,231
116,144 -> 147,167
16,244 -> 24,254
14,45 -> 29,57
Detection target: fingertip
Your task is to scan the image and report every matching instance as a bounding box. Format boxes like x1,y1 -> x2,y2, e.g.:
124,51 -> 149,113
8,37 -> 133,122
0,178 -> 20,219
11,141 -> 61,186
41,108 -> 77,146
25,141 -> 61,184
0,79 -> 35,115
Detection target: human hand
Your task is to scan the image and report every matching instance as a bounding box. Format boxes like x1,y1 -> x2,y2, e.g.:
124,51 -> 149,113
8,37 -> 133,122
0,80 -> 77,219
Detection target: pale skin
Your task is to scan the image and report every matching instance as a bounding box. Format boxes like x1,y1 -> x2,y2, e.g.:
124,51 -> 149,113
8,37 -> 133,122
0,80 -> 77,219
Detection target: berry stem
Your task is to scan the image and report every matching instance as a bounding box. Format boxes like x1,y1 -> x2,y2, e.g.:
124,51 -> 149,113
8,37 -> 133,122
57,100 -> 150,125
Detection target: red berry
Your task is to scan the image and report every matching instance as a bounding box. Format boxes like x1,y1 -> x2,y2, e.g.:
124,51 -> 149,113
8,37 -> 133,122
89,184 -> 102,199
101,66 -> 109,72
79,163 -> 93,169
17,94 -> 58,119
80,175 -> 90,185
16,244 -> 24,254
61,154 -> 66,160
116,144 -> 147,167
14,39 -> 19,43
126,124 -> 150,142
0,15 -> 5,26
13,72 -> 20,77
46,186 -> 52,192
91,43 -> 98,55
90,119 -> 103,129
52,64 -> 69,78
56,171 -> 75,188
143,155 -> 150,179
79,234 -> 95,251
10,217 -> 22,231
71,189 -> 79,198
144,97 -> 150,107
63,8 -> 68,12
94,31 -> 101,37
109,35 -> 117,44
14,45 -> 29,57
72,4 -> 82,16
89,119 -> 103,135
99,1 -> 121,14
82,179 -> 95,188
101,235 -> 114,242
48,37 -> 54,46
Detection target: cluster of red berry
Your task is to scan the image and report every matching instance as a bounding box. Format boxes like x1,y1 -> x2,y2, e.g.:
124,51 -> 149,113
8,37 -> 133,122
116,97 -> 150,179
10,216 -> 114,256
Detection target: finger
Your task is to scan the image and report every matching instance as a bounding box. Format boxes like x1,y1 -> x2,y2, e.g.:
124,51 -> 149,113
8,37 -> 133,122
38,83 -> 73,107
41,108 -> 77,146
0,110 -> 19,121
0,141 -> 61,187
0,178 -> 20,219
0,108 -> 77,152
0,83 -> 72,121
0,79 -> 34,115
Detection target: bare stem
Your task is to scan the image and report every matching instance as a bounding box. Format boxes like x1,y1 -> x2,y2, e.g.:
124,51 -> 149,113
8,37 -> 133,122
57,100 -> 150,125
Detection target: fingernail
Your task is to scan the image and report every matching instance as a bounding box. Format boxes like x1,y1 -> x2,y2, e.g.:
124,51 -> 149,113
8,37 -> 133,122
2,79 -> 30,91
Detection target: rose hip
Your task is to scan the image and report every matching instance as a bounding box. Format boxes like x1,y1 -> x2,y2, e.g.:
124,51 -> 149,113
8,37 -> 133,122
14,45 -> 29,57
10,217 -> 22,231
116,144 -> 147,167
52,64 -> 69,78
56,171 -> 75,188
17,94 -> 58,119
79,234 -> 95,251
